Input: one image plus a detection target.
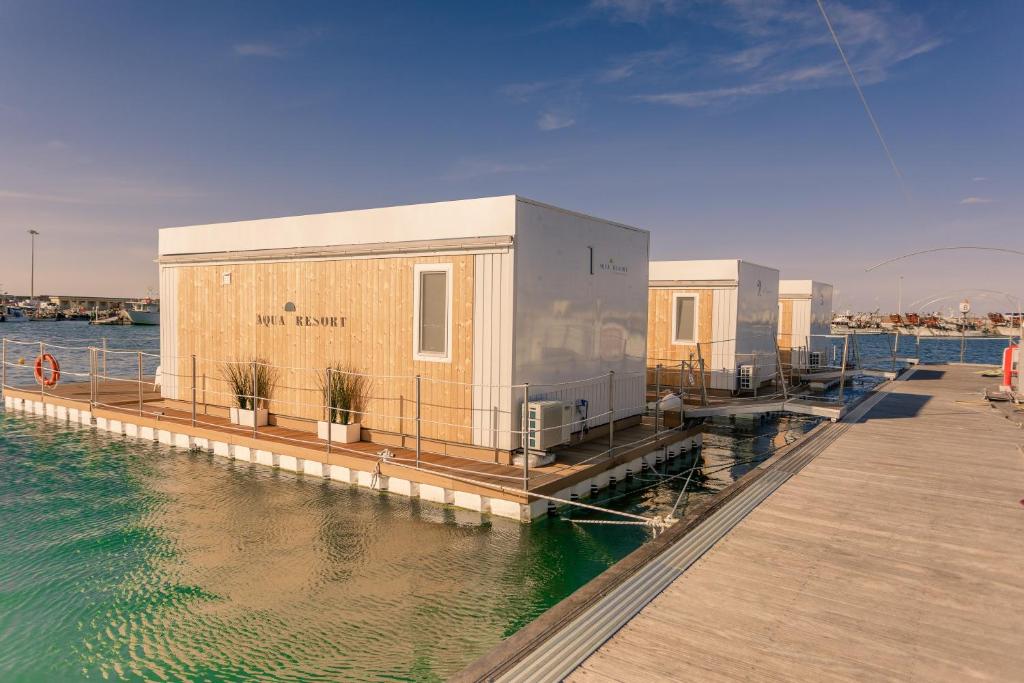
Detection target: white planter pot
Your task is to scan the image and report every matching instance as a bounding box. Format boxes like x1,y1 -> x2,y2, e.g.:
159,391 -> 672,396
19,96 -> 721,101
317,421 -> 361,444
230,407 -> 269,427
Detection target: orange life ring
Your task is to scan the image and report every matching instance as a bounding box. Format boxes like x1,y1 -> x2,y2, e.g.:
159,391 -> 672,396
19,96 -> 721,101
34,353 -> 61,387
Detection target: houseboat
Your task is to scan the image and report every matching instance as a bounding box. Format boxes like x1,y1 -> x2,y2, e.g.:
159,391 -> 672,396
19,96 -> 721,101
647,259 -> 780,393
157,195 -> 650,462
778,279 -> 834,372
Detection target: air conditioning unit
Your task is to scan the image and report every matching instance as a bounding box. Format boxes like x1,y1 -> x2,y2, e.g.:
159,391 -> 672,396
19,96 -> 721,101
526,400 -> 572,451
737,364 -> 754,390
808,351 -> 824,369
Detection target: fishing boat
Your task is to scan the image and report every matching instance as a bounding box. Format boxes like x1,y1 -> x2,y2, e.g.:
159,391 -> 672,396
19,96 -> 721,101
125,299 -> 160,325
0,305 -> 29,323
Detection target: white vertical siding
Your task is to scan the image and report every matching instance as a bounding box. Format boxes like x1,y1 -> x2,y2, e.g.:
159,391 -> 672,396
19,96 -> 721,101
159,266 -> 179,400
472,251 -> 515,450
710,288 -> 737,390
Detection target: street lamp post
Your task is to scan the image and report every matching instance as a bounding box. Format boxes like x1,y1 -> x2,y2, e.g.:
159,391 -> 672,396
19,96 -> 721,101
28,229 -> 39,306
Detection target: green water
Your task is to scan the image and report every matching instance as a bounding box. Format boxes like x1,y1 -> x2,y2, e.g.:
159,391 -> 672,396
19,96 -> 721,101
0,409 -> 654,681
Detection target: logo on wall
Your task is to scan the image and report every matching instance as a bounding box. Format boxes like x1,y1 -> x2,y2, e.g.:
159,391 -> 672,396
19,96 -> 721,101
599,257 -> 628,274
256,302 -> 346,328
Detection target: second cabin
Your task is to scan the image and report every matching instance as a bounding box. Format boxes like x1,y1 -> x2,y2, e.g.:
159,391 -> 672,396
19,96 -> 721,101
777,279 -> 834,372
156,195 -> 650,464
648,259 -> 780,394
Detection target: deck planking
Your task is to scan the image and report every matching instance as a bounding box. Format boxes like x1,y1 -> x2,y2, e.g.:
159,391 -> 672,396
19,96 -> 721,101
567,364 -> 1024,682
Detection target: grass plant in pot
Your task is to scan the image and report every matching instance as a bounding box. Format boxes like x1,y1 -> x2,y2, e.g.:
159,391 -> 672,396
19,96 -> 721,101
317,365 -> 367,444
223,359 -> 278,427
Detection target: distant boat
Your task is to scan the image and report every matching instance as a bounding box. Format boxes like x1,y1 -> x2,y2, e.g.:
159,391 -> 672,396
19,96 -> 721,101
125,299 -> 160,325
0,305 -> 29,323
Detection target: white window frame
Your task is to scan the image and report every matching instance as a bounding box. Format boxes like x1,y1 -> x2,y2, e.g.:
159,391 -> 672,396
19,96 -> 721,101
413,262 -> 453,363
671,292 -> 699,345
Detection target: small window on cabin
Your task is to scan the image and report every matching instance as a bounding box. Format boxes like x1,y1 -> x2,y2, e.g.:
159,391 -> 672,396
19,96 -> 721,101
672,294 -> 697,344
414,264 -> 452,361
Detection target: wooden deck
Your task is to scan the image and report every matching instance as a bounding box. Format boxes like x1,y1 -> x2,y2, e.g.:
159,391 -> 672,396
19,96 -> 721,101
567,364 -> 1024,682
5,380 -> 698,502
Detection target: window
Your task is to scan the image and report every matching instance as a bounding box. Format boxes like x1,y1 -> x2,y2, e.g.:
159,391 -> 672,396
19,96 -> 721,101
672,294 -> 697,344
414,263 -> 452,361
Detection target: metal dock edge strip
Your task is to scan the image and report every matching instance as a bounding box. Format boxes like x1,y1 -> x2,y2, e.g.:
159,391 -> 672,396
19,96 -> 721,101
484,372 -> 913,682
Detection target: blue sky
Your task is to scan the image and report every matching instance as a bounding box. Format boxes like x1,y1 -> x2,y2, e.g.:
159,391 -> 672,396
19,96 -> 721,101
1,0 -> 1020,312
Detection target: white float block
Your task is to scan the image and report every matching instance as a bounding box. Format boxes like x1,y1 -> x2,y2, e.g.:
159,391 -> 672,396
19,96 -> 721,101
33,401 -> 45,415
123,423 -> 138,438
3,395 -> 11,408
254,450 -> 276,467
328,465 -> 354,483
192,437 -> 210,451
139,426 -> 155,440
591,471 -> 611,489
157,430 -> 174,445
45,403 -> 57,417
490,498 -> 524,520
387,478 -> 417,497
419,484 -> 453,505
108,419 -> 123,434
210,441 -> 230,457
174,433 -> 190,449
95,416 -> 109,430
56,405 -> 68,421
278,454 -> 301,472
232,445 -> 251,462
452,491 -> 488,512
302,460 -> 329,477
79,410 -> 92,426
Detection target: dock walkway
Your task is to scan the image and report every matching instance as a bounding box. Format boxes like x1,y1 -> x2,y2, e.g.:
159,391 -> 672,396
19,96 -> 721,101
462,364 -> 1024,681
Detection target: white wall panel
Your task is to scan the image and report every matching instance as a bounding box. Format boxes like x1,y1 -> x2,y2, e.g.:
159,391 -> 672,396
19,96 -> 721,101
512,199 -> 649,429
472,251 -> 515,450
159,266 -> 179,400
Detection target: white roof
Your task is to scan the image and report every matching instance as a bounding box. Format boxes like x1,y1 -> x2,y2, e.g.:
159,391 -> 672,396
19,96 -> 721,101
649,259 -> 777,283
159,195 -> 519,256
780,279 -> 832,297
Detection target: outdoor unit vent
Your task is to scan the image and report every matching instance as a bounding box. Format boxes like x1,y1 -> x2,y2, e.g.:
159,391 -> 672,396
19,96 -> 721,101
737,364 -> 755,391
527,400 -> 573,451
808,351 -> 824,369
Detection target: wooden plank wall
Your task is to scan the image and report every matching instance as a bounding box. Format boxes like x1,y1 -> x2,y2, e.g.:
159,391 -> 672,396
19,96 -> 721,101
170,255 -> 475,444
646,288 -> 715,389
778,299 -> 794,349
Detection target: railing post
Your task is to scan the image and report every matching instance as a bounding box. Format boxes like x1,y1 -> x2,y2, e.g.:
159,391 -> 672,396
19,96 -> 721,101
695,342 -> 709,406
678,359 -> 685,404
522,382 -> 530,490
137,351 -> 143,416
415,374 -> 422,467
89,347 -> 95,408
325,367 -> 333,455
102,337 -> 107,379
191,354 -> 197,427
838,334 -> 850,402
773,336 -> 788,400
39,340 -> 45,400
654,364 -> 662,433
1,337 -> 6,397
960,326 -> 966,364
251,360 -> 258,439
607,370 -> 615,455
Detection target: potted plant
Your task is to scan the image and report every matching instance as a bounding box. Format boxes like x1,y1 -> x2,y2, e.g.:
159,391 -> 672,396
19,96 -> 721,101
223,359 -> 278,427
317,365 -> 367,443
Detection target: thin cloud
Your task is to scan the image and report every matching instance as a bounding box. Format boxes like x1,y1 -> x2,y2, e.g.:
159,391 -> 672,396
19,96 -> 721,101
537,111 -> 576,131
0,178 -> 204,206
972,176 -> 988,182
232,27 -> 327,59
588,0 -> 681,24
959,197 -> 993,205
233,43 -> 285,58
